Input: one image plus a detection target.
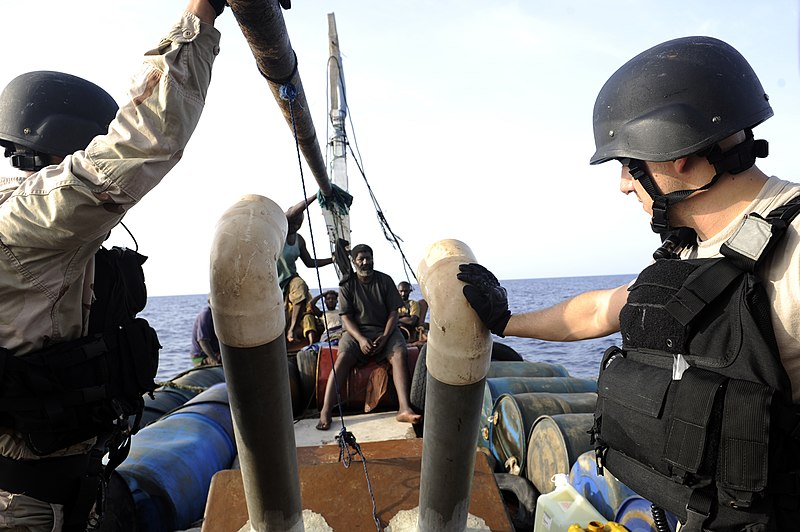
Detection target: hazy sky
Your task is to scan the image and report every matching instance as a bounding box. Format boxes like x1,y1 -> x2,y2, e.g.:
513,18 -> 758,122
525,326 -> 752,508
2,1 -> 798,296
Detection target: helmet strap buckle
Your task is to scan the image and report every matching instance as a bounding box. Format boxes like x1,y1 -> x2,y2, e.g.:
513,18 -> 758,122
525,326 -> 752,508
651,195 -> 670,233
9,147 -> 50,172
705,129 -> 769,176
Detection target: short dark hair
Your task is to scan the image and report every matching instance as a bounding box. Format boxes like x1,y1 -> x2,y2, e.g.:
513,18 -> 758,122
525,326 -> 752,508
350,244 -> 373,258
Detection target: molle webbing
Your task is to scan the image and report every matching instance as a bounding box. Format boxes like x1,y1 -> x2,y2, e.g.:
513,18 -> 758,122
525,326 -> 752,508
665,258 -> 741,327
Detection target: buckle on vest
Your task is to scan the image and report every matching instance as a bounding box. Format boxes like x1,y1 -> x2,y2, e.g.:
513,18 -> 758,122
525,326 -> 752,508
682,490 -> 712,532
594,446 -> 606,476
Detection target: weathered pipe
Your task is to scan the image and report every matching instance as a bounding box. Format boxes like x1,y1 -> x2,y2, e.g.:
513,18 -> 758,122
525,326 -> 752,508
210,194 -> 304,531
227,0 -> 332,197
416,240 -> 493,531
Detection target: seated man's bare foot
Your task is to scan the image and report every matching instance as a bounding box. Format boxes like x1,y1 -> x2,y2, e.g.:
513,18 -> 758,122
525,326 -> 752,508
316,415 -> 332,431
396,410 -> 422,425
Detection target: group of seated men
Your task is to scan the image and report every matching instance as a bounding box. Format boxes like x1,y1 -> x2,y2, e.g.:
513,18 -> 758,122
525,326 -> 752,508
286,280 -> 428,350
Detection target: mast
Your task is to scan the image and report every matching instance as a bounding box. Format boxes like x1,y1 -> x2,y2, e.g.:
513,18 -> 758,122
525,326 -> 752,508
323,12 -> 352,279
327,13 -> 348,196
227,0 -> 333,197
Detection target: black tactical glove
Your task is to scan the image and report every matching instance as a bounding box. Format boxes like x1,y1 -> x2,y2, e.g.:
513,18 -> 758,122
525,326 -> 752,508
207,0 -> 227,17
457,263 -> 511,337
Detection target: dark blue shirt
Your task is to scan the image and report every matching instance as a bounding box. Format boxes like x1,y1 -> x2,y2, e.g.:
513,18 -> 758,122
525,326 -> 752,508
191,306 -> 220,356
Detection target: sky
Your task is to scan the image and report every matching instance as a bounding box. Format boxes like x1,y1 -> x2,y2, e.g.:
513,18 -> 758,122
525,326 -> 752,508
2,1 -> 799,297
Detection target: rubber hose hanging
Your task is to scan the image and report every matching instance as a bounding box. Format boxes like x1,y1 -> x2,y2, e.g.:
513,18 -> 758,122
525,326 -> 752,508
651,504 -> 671,532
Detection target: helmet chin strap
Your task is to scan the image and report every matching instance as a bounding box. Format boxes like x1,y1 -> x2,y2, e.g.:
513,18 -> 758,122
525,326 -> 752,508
626,158 -> 715,235
625,129 -> 769,236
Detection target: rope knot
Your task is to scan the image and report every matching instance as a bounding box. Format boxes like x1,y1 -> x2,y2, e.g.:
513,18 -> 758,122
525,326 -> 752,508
336,429 -> 362,467
280,83 -> 298,102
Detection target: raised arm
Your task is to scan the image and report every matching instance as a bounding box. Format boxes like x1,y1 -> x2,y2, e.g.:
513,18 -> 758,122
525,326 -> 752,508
187,0 -> 219,24
297,235 -> 334,269
309,292 -> 324,317
285,193 -> 318,221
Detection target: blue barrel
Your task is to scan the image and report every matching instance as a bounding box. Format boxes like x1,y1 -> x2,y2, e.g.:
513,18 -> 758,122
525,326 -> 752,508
117,382 -> 236,531
615,495 -> 679,532
486,361 -> 570,379
141,365 -> 226,427
569,450 -> 637,521
479,376 -> 597,451
286,353 -> 304,417
295,348 -> 318,410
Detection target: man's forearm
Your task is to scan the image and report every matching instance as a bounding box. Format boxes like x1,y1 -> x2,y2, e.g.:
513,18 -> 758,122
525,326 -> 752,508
342,315 -> 366,343
504,284 -> 627,341
288,305 -> 302,333
186,0 -> 217,24
383,311 -> 400,337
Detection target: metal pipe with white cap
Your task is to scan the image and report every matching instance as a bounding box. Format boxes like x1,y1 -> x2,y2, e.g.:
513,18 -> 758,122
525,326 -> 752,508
210,194 -> 304,531
416,239 -> 493,531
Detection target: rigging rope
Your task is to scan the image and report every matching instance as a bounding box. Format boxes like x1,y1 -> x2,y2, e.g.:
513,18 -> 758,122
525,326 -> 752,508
325,57 -> 418,284
281,79 -> 383,532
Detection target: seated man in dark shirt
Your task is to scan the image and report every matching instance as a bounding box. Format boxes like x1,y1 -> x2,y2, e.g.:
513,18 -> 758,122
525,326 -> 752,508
191,303 -> 221,367
317,244 -> 421,430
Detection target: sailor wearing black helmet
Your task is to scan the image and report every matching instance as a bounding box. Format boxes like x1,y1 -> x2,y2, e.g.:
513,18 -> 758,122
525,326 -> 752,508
459,36 -> 800,531
0,0 -> 226,529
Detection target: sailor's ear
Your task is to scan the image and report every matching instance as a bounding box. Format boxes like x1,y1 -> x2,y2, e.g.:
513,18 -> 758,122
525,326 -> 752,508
673,157 -> 690,173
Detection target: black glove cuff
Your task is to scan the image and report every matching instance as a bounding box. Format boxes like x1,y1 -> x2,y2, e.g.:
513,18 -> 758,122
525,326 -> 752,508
207,0 -> 227,17
491,311 -> 511,337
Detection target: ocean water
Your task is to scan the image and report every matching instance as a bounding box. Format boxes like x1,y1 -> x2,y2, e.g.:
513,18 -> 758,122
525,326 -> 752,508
141,274 -> 634,383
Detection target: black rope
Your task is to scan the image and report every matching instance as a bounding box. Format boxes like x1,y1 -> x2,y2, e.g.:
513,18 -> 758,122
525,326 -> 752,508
283,81 -> 383,532
337,428 -> 381,531
348,151 -> 418,283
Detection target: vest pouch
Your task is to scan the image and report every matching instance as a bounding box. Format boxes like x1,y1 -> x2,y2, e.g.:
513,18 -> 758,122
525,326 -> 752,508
596,352 -> 673,475
717,379 -> 771,508
597,356 -> 781,530
106,317 -> 160,414
597,352 -> 725,482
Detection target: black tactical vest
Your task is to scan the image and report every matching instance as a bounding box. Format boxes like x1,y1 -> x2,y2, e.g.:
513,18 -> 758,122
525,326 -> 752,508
592,197 -> 800,532
0,246 -> 160,455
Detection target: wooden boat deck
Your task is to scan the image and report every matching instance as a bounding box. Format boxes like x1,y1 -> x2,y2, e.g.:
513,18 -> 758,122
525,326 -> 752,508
203,438 -> 513,531
293,411 -> 417,448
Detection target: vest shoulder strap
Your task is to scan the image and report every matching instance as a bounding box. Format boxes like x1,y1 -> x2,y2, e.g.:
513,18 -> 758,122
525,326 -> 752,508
721,194 -> 800,271
669,195 -> 800,325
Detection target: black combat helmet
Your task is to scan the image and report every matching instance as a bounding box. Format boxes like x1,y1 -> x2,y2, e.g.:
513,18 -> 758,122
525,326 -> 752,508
590,36 -> 772,165
589,36 -> 772,240
0,71 -> 118,169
